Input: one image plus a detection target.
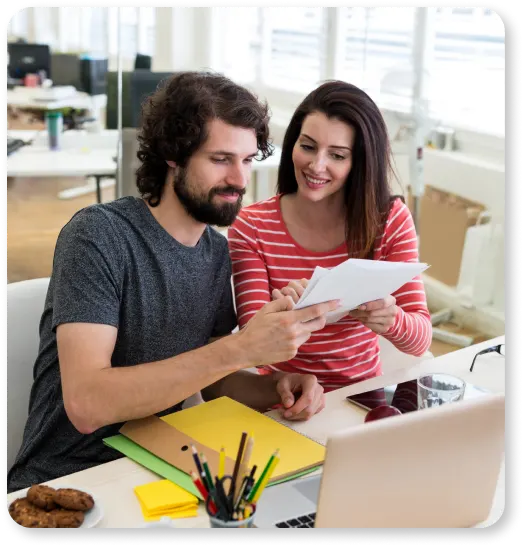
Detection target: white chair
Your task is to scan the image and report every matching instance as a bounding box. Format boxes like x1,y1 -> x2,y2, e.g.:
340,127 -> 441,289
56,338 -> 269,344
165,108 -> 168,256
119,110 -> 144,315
7,277 -> 50,470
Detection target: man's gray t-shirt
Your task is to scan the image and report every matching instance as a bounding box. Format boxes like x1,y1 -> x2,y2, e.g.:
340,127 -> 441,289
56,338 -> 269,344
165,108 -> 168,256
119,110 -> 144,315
8,197 -> 237,493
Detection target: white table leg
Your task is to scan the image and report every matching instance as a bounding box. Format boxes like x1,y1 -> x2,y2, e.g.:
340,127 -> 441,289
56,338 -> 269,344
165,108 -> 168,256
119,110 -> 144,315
57,177 -> 115,201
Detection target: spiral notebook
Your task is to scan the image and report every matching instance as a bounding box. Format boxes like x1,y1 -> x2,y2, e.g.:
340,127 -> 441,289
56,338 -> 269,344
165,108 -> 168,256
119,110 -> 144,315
104,397 -> 325,499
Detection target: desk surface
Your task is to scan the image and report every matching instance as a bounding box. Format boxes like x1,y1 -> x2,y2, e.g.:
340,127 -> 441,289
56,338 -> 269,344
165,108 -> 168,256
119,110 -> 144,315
7,131 -> 282,179
6,338 -> 504,528
7,87 -> 103,111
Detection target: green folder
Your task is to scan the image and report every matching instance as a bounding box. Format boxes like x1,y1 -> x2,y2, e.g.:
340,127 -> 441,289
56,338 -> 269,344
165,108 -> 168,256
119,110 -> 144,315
103,434 -> 202,499
104,434 -> 321,498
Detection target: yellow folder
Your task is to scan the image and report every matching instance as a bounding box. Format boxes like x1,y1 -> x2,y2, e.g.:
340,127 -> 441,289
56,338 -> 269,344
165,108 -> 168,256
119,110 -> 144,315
160,396 -> 325,483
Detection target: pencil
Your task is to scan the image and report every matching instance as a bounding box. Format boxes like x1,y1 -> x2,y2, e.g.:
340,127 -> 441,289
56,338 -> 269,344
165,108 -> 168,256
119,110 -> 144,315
241,432 -> 255,470
229,431 -> 248,497
190,470 -> 217,514
247,449 -> 279,503
191,444 -> 204,478
234,432 -> 254,500
250,454 -> 280,503
218,446 -> 225,479
201,453 -> 214,492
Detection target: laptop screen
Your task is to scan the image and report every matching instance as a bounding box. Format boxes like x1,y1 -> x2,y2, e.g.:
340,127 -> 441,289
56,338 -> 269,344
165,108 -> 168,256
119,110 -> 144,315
346,378 -> 488,413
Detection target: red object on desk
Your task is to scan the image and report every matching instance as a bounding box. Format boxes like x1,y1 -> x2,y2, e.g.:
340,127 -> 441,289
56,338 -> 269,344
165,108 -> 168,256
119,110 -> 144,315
24,74 -> 39,87
364,405 -> 402,423
190,471 -> 217,515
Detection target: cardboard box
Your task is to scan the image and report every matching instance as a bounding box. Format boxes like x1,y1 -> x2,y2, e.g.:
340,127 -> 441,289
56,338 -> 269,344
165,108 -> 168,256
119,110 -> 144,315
408,185 -> 489,287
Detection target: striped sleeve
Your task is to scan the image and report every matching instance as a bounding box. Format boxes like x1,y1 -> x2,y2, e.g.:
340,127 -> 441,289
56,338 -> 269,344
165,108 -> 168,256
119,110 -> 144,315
380,200 -> 432,356
227,210 -> 271,328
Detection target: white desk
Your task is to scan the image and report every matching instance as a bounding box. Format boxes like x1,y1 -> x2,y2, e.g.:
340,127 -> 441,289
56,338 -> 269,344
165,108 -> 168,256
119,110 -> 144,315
6,336 -> 505,528
7,87 -> 106,113
7,130 -> 118,203
7,130 -> 282,204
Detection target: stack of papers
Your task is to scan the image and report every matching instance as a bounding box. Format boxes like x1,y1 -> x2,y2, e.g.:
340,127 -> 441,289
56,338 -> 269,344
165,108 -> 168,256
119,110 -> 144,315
294,258 -> 429,324
134,479 -> 199,521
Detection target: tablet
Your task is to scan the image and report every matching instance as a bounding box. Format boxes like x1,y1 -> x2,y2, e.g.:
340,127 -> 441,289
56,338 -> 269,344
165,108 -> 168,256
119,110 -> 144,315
346,378 -> 489,413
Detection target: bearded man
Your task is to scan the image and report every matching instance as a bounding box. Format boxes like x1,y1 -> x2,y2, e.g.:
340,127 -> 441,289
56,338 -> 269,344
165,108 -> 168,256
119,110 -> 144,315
8,72 -> 338,492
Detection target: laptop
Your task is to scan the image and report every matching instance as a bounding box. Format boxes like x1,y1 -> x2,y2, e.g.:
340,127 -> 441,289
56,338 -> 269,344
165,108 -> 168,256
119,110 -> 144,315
255,392 -> 504,528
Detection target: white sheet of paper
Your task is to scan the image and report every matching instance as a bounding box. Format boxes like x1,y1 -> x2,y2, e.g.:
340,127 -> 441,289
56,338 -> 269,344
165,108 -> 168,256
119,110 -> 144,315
294,259 -> 429,324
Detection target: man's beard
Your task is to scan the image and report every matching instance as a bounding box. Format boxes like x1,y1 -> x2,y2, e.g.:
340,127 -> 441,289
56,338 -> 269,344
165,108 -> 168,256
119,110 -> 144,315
173,167 -> 245,227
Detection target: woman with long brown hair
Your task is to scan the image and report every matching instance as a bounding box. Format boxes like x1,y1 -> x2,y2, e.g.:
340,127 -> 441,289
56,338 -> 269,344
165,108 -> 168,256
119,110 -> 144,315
228,81 -> 431,404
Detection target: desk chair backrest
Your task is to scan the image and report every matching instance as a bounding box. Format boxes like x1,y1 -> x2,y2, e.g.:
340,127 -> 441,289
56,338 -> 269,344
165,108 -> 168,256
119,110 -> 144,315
119,128 -> 141,198
7,277 -> 50,470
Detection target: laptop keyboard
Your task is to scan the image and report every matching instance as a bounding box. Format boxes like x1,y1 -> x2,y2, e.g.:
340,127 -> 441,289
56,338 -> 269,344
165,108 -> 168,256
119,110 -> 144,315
275,512 -> 316,528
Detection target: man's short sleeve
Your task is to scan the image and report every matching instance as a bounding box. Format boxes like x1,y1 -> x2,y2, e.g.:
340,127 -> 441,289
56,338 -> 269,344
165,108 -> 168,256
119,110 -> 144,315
50,208 -> 123,331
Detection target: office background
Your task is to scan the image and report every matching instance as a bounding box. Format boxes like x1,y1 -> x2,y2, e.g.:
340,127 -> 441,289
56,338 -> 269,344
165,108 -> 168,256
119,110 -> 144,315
6,6 -> 505,355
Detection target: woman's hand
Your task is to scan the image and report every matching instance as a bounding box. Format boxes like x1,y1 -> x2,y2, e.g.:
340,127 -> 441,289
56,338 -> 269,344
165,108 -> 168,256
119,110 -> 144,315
348,295 -> 398,334
271,278 -> 308,304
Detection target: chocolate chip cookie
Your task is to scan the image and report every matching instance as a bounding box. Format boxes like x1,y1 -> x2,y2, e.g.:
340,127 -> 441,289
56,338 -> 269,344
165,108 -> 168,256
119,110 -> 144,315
49,508 -> 85,528
8,497 -> 56,528
27,484 -> 57,510
53,488 -> 94,512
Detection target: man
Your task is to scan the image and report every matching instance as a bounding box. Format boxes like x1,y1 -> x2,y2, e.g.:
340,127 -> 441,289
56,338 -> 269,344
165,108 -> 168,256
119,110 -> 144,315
8,72 -> 339,493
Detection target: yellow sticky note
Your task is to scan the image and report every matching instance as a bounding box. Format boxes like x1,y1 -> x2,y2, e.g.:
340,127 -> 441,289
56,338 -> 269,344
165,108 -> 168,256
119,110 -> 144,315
137,499 -> 198,522
134,479 -> 198,516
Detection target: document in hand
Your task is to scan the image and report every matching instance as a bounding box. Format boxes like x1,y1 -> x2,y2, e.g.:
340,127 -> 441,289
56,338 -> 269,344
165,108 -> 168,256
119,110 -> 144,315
294,258 -> 429,324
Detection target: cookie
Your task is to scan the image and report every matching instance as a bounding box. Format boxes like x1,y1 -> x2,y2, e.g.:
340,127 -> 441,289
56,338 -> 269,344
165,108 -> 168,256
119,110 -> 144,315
9,497 -> 56,528
49,508 -> 85,528
53,488 -> 94,512
27,484 -> 57,510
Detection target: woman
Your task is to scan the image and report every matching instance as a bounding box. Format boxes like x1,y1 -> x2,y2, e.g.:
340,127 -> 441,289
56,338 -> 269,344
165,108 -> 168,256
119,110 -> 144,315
228,80 -> 432,396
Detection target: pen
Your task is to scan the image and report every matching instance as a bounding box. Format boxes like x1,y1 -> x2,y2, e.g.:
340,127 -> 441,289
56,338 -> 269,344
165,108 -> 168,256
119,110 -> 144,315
247,449 -> 279,503
230,431 -> 248,498
233,475 -> 249,511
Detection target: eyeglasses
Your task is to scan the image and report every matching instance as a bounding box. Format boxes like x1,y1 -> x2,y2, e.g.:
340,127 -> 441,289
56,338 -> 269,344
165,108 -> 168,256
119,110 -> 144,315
469,343 -> 505,372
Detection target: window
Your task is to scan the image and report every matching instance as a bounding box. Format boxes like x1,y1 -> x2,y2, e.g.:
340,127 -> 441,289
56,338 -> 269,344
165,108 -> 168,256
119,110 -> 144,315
337,7 -> 416,111
216,7 -> 260,84
84,7 -> 108,57
108,7 -> 137,59
60,7 -> 82,53
215,7 -> 503,136
8,8 -> 29,41
138,7 -> 156,56
428,8 -> 504,135
261,8 -> 326,92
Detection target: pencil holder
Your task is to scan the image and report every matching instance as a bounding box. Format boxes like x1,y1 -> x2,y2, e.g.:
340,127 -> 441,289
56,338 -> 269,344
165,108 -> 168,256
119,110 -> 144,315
208,513 -> 256,528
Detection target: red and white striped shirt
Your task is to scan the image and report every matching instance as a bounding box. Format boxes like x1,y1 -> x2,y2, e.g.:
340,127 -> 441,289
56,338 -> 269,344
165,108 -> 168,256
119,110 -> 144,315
228,195 -> 432,391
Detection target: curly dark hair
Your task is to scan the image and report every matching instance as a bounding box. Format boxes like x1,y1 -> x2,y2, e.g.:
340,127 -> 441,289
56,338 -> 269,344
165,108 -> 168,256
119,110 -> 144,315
136,71 -> 273,206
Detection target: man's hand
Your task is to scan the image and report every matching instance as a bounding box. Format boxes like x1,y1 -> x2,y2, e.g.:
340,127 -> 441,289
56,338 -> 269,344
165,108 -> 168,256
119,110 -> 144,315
272,278 -> 309,304
238,296 -> 340,367
348,295 -> 398,334
275,373 -> 325,421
